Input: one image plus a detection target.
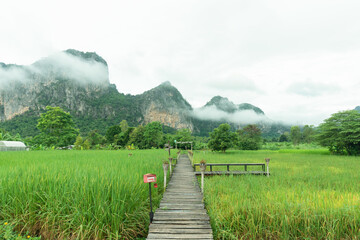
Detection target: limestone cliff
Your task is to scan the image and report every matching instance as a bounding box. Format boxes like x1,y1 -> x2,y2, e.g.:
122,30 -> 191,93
0,49 -> 112,122
139,81 -> 193,130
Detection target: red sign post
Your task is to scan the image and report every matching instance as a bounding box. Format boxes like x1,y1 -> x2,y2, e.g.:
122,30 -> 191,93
144,173 -> 157,223
143,174 -> 156,183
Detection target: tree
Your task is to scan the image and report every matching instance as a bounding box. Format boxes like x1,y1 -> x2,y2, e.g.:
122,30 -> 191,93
237,124 -> 262,150
208,123 -> 236,152
120,120 -> 129,133
35,106 -> 78,147
317,110 -> 360,155
144,122 -> 163,148
74,135 -> 84,150
114,127 -> 134,147
128,125 -> 146,149
175,128 -> 193,149
86,130 -> 105,147
279,132 -> 290,142
290,126 -> 301,145
302,125 -> 315,144
105,125 -> 121,143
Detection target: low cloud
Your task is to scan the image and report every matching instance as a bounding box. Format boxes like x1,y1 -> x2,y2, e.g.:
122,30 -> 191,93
35,51 -> 109,85
192,105 -> 272,125
0,51 -> 108,90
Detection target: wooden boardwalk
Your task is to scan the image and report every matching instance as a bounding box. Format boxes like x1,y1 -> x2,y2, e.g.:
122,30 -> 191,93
147,154 -> 213,240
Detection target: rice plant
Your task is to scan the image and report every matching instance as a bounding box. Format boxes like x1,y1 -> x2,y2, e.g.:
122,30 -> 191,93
195,149 -> 360,239
0,150 -> 170,239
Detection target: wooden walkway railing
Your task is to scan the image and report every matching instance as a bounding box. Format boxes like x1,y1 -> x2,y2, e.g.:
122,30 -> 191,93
146,154 -> 213,239
193,163 -> 268,176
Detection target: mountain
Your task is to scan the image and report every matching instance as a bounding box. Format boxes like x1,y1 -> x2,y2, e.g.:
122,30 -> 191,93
0,49 -> 288,138
138,81 -> 193,130
355,106 -> 360,113
190,96 -> 288,137
204,96 -> 264,115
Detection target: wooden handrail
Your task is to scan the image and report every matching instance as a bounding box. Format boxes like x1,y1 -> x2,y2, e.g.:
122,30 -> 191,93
194,163 -> 265,172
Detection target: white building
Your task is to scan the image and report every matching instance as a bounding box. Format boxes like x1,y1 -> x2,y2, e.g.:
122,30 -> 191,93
0,141 -> 27,151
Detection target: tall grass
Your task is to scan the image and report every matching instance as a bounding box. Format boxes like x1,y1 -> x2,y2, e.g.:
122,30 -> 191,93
0,150 -> 170,239
194,150 -> 360,239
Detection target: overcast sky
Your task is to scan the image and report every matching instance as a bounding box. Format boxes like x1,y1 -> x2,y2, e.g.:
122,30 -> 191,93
1,0 -> 360,125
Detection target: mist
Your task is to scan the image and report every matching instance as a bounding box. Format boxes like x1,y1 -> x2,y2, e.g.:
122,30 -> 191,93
192,106 -> 273,125
36,52 -> 109,85
0,64 -> 30,90
0,51 -> 109,90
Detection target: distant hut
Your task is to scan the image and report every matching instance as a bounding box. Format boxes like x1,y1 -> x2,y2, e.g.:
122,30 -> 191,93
0,141 -> 27,151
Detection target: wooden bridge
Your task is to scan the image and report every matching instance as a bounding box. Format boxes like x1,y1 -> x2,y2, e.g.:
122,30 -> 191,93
147,154 -> 213,239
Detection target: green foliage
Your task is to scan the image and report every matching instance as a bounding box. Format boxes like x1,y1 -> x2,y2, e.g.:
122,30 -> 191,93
74,135 -> 83,150
114,127 -> 134,147
290,126 -> 301,145
128,125 -> 146,149
237,124 -> 262,150
86,130 -> 106,147
105,125 -> 121,143
0,110 -> 39,137
302,125 -> 315,143
0,150 -> 168,239
119,120 -> 129,133
35,106 -> 78,147
208,123 -> 236,152
0,221 -> 40,240
317,110 -> 360,155
0,129 -> 22,141
194,150 -> 360,239
279,132 -> 290,142
174,128 -> 193,149
144,122 -> 163,148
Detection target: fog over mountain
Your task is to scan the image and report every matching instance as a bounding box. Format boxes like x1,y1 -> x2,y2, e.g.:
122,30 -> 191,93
0,50 -> 291,138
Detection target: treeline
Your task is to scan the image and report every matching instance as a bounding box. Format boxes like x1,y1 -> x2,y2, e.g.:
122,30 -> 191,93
2,106 -> 360,155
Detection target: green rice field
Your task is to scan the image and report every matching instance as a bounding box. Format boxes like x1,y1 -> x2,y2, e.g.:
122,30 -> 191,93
194,149 -> 360,239
0,150 -> 172,239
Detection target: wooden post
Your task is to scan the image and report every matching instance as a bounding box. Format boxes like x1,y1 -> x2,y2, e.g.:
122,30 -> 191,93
163,162 -> 169,190
265,158 -> 270,177
201,172 -> 204,193
168,141 -> 171,157
169,158 -> 173,175
200,162 -> 206,193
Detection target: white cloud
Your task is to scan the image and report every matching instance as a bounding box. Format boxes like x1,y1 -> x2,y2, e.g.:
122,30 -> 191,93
37,52 -> 109,85
0,52 -> 108,89
0,66 -> 29,90
192,106 -> 272,125
1,0 -> 360,125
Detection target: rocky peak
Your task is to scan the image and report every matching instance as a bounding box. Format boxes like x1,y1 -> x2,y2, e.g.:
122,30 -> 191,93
140,82 -> 193,130
141,82 -> 192,111
64,49 -> 108,66
204,96 -> 264,115
238,103 -> 264,115
204,96 -> 238,113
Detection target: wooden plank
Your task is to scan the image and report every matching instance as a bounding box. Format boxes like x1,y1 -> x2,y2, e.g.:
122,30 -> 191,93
156,209 -> 207,214
147,233 -> 213,239
153,220 -> 210,224
149,228 -> 213,234
149,224 -> 212,229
